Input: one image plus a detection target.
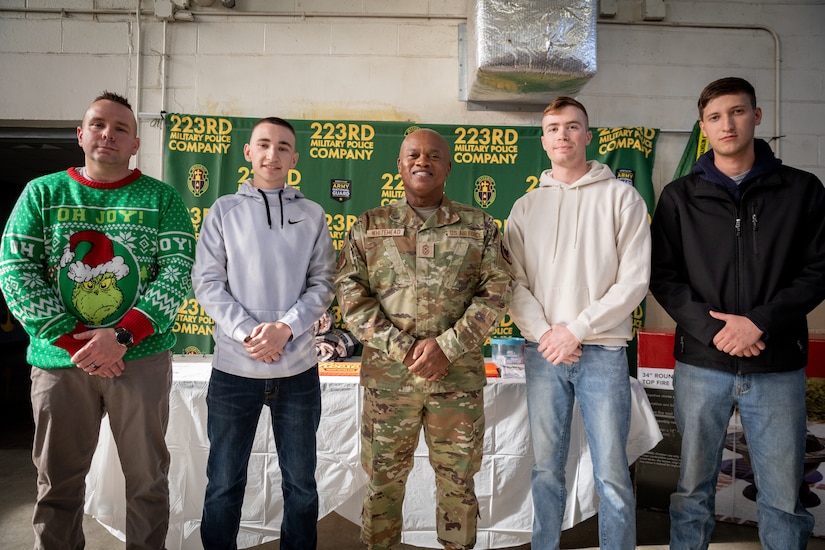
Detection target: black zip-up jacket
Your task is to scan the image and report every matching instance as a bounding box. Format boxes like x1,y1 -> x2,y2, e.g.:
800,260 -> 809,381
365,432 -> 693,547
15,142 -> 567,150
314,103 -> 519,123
650,140 -> 825,374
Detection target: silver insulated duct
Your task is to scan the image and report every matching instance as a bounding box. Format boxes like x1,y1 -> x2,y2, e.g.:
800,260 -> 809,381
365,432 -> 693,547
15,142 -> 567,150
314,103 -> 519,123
466,0 -> 597,103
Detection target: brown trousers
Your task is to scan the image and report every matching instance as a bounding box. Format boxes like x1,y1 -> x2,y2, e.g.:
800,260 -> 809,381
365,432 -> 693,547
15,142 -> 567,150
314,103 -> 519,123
30,351 -> 172,550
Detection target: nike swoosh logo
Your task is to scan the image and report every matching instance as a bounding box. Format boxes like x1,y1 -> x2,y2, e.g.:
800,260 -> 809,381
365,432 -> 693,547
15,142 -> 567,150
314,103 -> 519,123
288,219 -> 304,224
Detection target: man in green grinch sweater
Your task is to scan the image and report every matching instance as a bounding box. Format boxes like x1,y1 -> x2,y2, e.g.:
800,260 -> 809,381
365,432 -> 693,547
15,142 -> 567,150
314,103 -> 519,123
0,91 -> 195,550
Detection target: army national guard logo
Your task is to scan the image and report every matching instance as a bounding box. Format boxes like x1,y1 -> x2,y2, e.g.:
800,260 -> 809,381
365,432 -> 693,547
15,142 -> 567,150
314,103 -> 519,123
330,179 -> 352,203
188,164 -> 210,197
616,169 -> 635,186
474,175 -> 496,209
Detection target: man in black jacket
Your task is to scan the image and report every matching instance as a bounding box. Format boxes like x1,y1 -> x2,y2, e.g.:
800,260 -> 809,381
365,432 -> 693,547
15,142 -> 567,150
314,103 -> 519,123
651,76 -> 825,550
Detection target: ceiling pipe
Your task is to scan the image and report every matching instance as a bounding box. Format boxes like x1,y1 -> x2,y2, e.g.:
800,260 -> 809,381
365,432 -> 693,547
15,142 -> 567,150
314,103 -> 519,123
134,0 -> 143,167
0,7 -> 152,15
159,18 -> 169,179
0,7 -> 463,20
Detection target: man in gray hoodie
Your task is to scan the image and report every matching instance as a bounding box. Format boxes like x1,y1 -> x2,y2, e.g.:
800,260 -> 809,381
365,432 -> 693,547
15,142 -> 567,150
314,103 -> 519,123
192,117 -> 336,550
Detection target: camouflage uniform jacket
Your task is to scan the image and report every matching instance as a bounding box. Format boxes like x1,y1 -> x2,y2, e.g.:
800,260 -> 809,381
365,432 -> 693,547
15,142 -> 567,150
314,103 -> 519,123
335,196 -> 512,392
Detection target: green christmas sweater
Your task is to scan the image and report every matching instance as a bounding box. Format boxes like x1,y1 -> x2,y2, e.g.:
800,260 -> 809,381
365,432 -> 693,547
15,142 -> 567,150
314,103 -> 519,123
0,168 -> 196,368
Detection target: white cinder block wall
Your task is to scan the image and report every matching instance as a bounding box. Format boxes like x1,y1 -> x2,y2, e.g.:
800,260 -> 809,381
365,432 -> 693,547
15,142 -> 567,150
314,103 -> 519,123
1,0 -> 823,330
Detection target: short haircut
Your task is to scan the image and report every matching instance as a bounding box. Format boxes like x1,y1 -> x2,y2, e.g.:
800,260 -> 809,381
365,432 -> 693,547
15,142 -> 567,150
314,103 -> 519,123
698,77 -> 757,120
402,128 -> 450,151
94,91 -> 132,111
543,96 -> 589,127
252,117 -> 296,137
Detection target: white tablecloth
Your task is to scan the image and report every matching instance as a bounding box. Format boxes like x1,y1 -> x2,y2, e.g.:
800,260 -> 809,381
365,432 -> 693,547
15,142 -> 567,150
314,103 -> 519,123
84,356 -> 662,549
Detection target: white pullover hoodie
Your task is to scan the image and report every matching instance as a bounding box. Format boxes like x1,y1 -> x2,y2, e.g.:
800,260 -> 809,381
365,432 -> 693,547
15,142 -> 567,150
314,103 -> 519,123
504,160 -> 651,345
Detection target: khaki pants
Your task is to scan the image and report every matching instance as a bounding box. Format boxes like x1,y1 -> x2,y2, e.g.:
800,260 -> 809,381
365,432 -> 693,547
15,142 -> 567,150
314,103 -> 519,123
30,351 -> 172,550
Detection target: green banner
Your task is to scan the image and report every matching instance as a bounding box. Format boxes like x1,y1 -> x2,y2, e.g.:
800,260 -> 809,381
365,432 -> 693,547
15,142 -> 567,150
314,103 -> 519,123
164,115 -> 658,360
672,121 -> 708,180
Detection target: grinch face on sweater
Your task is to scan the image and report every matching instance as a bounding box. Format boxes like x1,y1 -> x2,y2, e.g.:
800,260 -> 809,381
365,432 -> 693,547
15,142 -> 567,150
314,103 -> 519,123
59,230 -> 138,327
71,272 -> 124,326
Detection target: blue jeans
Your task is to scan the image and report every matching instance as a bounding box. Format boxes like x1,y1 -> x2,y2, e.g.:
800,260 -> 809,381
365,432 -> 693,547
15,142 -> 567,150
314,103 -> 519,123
201,367 -> 321,550
670,362 -> 813,550
525,343 -> 636,550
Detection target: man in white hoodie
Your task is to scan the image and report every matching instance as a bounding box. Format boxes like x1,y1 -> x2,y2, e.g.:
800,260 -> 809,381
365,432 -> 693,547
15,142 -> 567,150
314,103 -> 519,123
192,117 -> 336,550
504,97 -> 651,550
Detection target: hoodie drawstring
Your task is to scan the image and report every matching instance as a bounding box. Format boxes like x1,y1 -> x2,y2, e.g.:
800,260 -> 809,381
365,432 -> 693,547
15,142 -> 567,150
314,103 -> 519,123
573,187 -> 580,250
257,189 -> 272,229
278,191 -> 284,228
257,189 -> 285,229
551,186 -> 561,260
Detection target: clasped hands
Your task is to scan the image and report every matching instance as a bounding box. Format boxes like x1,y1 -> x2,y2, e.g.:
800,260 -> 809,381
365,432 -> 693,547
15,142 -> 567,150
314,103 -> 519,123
710,311 -> 766,357
405,338 -> 450,382
244,321 -> 292,363
538,324 -> 582,365
70,328 -> 126,378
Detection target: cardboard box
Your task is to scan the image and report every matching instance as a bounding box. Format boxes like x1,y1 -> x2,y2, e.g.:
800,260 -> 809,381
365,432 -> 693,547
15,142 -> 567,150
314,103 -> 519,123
319,360 -> 501,378
634,329 -> 679,511
319,361 -> 360,376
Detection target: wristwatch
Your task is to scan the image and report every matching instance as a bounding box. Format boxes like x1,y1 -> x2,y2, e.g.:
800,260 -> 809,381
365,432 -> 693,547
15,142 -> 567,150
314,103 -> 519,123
114,327 -> 134,349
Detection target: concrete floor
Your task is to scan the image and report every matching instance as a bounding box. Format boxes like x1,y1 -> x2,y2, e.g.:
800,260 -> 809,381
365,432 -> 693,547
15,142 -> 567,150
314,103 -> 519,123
3,342 -> 825,549
6,439 -> 825,550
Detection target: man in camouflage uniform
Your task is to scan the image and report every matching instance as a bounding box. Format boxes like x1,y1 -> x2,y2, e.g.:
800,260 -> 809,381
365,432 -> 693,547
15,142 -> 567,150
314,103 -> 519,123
335,128 -> 512,550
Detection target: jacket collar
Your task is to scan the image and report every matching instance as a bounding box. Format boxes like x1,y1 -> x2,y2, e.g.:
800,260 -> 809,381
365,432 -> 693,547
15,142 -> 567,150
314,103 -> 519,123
692,166 -> 783,200
692,139 -> 782,201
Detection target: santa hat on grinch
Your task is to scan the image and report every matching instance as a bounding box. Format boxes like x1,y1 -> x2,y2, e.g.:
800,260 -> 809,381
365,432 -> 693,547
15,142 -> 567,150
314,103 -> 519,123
60,230 -> 130,283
